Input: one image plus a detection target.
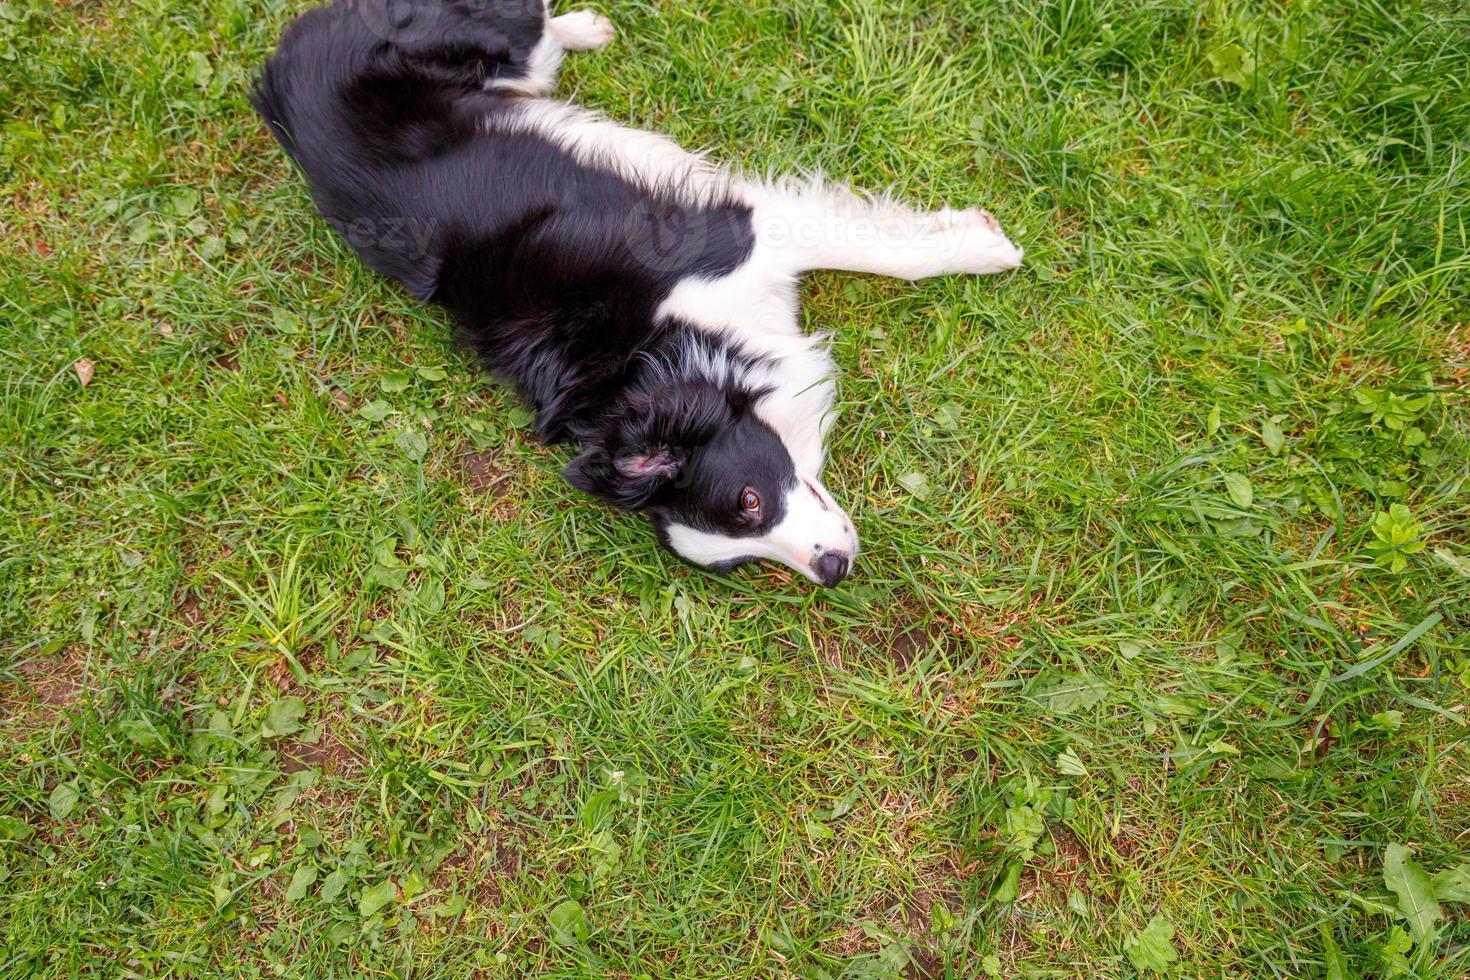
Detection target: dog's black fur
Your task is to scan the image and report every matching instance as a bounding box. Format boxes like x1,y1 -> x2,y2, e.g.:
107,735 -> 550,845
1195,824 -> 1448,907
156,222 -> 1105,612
252,0 -> 809,564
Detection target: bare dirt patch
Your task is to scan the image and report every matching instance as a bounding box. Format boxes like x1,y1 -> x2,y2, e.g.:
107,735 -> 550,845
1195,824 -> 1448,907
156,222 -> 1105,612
458,445 -> 512,495
4,645 -> 93,724
1030,825 -> 1097,910
888,623 -> 947,670
899,880 -> 965,976
818,849 -> 969,974
451,442 -> 522,521
905,949 -> 944,978
840,617 -> 952,669
281,724 -> 360,776
176,589 -> 206,629
209,328 -> 245,372
817,610 -> 953,672
436,829 -> 524,907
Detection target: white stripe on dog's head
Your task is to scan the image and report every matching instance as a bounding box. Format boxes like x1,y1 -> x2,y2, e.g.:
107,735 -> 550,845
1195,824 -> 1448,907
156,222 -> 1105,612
660,473 -> 857,587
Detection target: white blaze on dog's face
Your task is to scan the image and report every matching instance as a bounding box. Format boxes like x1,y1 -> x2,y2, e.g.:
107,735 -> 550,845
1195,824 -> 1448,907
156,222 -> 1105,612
659,470 -> 859,587
564,382 -> 858,587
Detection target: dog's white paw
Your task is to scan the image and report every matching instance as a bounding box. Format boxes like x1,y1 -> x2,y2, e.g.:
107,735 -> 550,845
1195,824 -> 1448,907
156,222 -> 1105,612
940,208 -> 1024,275
552,10 -> 616,51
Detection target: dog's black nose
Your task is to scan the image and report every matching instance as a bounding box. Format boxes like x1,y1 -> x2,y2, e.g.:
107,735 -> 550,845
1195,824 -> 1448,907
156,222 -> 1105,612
812,551 -> 851,587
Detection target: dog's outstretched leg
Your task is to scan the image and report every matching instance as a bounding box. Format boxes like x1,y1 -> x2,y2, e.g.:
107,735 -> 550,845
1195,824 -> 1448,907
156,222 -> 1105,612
752,181 -> 1024,280
550,9 -> 617,51
492,8 -> 615,95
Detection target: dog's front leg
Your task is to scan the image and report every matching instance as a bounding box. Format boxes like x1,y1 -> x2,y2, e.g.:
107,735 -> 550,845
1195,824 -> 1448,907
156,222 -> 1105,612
549,9 -> 616,51
752,183 -> 1023,280
493,8 -> 615,96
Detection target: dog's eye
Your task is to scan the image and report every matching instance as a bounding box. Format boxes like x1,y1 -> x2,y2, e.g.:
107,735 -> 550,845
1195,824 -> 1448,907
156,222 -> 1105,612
740,488 -> 761,514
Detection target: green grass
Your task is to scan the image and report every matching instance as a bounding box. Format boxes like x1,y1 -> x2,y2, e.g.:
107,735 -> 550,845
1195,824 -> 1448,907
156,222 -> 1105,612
3,0 -> 1469,975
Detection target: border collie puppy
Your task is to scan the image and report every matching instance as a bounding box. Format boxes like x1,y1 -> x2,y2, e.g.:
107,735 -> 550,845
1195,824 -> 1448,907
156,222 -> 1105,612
252,0 -> 1022,587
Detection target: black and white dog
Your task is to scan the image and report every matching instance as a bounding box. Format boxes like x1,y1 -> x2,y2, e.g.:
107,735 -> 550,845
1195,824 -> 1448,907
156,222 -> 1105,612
252,0 -> 1022,587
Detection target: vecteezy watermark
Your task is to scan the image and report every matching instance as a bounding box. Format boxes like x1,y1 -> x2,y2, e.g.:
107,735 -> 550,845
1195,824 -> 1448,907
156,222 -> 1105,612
355,0 -> 546,44
355,0 -> 442,44
617,200 -> 983,277
340,216 -> 439,261
621,201 -> 721,275
752,212 -> 962,253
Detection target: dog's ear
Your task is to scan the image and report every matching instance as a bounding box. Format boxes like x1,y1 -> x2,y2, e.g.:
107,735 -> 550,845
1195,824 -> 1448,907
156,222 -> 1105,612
565,444 -> 683,509
564,381 -> 736,510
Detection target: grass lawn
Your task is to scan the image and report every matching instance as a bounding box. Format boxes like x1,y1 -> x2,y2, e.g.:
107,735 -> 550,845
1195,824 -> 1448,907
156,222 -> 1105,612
3,0 -> 1469,974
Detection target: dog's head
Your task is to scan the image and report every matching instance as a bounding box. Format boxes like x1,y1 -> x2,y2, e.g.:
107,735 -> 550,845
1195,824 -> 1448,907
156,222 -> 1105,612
565,380 -> 857,587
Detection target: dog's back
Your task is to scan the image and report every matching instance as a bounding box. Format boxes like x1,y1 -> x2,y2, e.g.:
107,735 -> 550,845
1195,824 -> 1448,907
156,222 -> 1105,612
251,0 -> 556,299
